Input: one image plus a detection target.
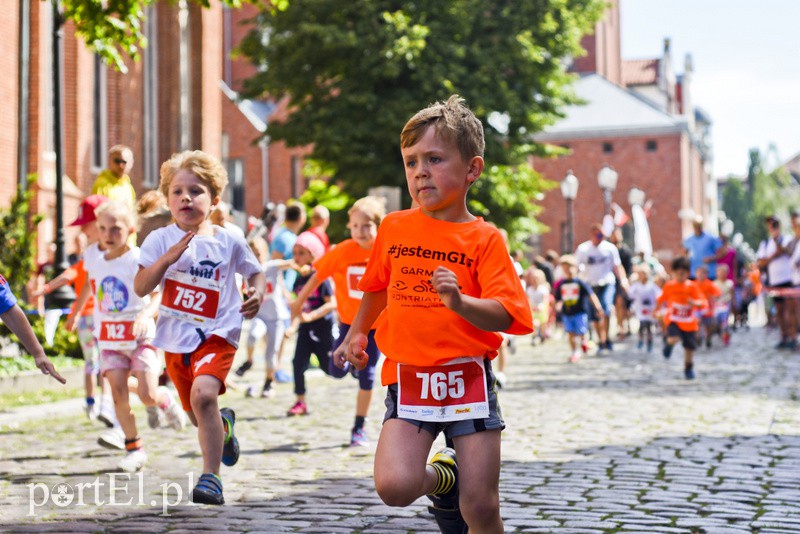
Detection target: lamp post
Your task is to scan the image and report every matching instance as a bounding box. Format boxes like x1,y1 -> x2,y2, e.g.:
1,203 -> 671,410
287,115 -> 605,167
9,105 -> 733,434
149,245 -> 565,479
597,165 -> 618,216
628,187 -> 645,208
560,170 -> 579,253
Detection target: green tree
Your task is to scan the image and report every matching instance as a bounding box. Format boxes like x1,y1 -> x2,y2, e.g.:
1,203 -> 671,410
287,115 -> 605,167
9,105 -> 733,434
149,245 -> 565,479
0,178 -> 43,299
237,0 -> 605,240
61,0 -> 288,72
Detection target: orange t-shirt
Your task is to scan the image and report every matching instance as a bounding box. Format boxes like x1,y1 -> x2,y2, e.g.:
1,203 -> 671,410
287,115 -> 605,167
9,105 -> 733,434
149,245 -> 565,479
312,239 -> 371,325
696,279 -> 721,317
656,279 -> 706,332
68,260 -> 95,317
358,209 -> 533,385
748,269 -> 763,295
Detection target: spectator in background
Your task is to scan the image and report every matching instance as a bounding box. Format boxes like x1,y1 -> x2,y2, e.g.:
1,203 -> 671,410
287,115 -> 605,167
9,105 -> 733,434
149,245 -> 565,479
271,203 -> 307,291
609,228 -> 633,339
714,234 -> 737,282
533,253 -> 554,286
92,145 -> 136,210
308,205 -> 331,252
136,190 -> 172,246
683,216 -> 721,280
211,201 -> 245,239
757,215 -> 795,349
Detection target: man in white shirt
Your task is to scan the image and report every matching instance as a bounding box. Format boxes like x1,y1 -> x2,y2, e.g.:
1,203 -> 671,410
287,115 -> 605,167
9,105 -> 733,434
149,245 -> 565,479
575,223 -> 629,352
757,215 -> 796,349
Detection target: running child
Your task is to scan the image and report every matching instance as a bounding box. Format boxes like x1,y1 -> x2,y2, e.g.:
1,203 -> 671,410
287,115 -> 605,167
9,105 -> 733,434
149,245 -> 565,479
714,264 -> 734,346
340,95 -> 532,533
285,231 -> 337,417
289,196 -> 386,446
70,200 -> 185,473
627,266 -> 662,352
694,265 -> 721,348
135,150 -> 265,505
553,255 -> 603,363
0,272 -> 65,384
524,267 -> 551,344
656,256 -> 707,380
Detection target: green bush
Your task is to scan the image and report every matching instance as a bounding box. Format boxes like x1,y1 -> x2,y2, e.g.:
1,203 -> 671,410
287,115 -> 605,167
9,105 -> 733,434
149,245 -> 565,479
0,314 -> 82,361
0,176 -> 42,298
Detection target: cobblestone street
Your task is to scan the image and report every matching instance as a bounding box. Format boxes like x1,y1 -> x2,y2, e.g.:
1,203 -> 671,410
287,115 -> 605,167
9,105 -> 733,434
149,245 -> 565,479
2,325 -> 800,533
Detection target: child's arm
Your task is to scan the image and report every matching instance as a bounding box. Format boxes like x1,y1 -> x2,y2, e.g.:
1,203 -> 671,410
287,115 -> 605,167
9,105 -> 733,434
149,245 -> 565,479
589,291 -> 604,317
299,294 -> 336,324
134,231 -> 194,297
289,273 -> 323,320
32,267 -> 77,298
240,271 -> 266,319
133,290 -> 161,338
1,305 -> 65,384
341,290 -> 387,370
432,266 -> 512,332
65,282 -> 92,332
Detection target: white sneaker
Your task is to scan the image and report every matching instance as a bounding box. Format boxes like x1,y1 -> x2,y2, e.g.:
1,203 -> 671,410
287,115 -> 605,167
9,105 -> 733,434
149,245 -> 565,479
84,403 -> 98,421
98,427 -> 125,450
158,387 -> 186,431
146,406 -> 162,429
118,449 -> 148,472
97,398 -> 117,428
494,371 -> 507,389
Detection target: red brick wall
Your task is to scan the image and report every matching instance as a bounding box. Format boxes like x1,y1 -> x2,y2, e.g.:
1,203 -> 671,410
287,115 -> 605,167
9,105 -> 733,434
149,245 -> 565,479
572,0 -> 621,86
532,133 -> 686,259
0,1 -> 20,208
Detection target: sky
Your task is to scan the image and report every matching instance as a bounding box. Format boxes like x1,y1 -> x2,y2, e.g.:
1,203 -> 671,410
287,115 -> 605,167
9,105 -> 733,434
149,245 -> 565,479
620,0 -> 800,177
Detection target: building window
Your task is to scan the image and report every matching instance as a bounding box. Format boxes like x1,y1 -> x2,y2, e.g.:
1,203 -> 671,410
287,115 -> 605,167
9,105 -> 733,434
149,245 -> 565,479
646,140 -> 658,152
91,55 -> 107,172
226,158 -> 245,212
602,142 -> 613,154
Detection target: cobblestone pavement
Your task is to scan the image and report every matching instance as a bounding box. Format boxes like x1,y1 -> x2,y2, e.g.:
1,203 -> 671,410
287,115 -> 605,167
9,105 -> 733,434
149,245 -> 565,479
3,325 -> 800,533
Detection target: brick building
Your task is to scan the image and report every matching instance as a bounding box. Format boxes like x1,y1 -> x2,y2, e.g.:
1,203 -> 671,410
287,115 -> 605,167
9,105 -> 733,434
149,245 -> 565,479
2,1 -> 301,263
531,1 -> 715,260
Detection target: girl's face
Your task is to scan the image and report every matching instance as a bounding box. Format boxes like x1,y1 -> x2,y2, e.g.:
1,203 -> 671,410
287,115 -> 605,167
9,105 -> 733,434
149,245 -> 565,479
167,169 -> 219,231
348,209 -> 378,249
96,212 -> 132,255
292,244 -> 313,267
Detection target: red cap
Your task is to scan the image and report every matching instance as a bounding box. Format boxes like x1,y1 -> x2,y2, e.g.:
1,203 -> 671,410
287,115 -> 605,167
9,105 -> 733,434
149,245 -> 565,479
69,194 -> 109,227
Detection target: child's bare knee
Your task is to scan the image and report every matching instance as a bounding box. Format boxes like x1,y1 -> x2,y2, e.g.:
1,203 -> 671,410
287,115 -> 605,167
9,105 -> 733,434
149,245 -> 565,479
460,494 -> 500,525
189,389 -> 216,412
375,479 -> 418,507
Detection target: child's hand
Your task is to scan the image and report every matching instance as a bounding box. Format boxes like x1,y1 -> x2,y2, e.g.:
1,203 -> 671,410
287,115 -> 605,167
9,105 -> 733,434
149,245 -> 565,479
34,353 -> 66,384
332,334 -> 350,369
240,287 -> 262,319
132,318 -> 148,339
346,332 -> 369,371
289,300 -> 303,320
431,266 -> 462,310
163,231 -> 194,265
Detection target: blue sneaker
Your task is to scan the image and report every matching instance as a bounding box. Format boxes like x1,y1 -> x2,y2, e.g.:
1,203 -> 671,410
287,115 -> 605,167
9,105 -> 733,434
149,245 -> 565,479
637,340 -> 644,350
684,365 -> 695,380
192,473 -> 224,505
275,369 -> 292,383
220,408 -> 239,467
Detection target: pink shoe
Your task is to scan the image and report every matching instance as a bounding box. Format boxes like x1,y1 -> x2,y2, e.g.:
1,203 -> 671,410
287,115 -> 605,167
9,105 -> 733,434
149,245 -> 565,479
286,401 -> 308,417
569,352 -> 581,363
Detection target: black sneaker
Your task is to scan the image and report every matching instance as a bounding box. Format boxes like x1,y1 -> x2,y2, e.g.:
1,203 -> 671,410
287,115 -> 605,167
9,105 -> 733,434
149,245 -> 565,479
220,408 -> 239,467
605,340 -> 614,351
684,365 -> 695,380
663,343 -> 673,359
234,361 -> 253,377
191,473 -> 224,505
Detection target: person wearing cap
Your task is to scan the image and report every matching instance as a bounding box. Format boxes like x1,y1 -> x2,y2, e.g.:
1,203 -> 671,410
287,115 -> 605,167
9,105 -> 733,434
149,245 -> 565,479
285,230 -> 336,417
683,216 -> 722,280
757,215 -> 796,349
91,145 -> 136,210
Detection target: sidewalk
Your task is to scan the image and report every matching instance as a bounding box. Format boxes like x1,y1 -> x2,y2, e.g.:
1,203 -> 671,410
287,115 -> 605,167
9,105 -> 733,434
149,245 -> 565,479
2,325 -> 800,532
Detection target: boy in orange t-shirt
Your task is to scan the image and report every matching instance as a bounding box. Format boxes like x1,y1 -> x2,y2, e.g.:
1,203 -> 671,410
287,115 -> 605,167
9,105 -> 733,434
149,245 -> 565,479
340,96 -> 532,533
656,256 -> 707,379
694,265 -> 721,348
290,196 -> 386,447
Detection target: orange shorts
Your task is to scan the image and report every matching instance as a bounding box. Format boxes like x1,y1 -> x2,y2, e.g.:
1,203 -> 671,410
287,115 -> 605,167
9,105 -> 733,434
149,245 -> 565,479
165,335 -> 235,411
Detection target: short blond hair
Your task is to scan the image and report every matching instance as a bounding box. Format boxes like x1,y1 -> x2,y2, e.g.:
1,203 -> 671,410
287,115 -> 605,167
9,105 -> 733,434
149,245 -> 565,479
95,200 -> 136,229
348,196 -> 386,226
159,150 -> 228,200
136,189 -> 167,216
400,95 -> 485,162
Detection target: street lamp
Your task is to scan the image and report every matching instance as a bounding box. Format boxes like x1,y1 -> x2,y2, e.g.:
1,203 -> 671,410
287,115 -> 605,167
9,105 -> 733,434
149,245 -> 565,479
560,170 -> 579,253
597,165 -> 618,216
721,219 -> 734,237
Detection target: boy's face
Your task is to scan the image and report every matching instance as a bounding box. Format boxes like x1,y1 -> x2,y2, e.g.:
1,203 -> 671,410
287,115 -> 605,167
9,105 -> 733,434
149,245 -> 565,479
673,268 -> 690,282
401,127 -> 482,220
167,169 -> 219,231
348,209 -> 378,250
96,212 -> 132,254
696,268 -> 707,281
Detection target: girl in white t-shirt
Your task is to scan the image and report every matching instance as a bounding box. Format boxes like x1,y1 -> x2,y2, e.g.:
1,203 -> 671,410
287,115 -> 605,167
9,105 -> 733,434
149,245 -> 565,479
69,201 -> 184,473
627,267 -> 662,352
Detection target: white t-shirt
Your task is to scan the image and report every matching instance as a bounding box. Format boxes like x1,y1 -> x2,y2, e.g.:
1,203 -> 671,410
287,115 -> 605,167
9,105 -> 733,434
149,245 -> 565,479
627,281 -> 661,322
256,260 -> 290,322
575,240 -> 621,286
138,224 -> 262,353
83,245 -> 155,346
757,235 -> 793,286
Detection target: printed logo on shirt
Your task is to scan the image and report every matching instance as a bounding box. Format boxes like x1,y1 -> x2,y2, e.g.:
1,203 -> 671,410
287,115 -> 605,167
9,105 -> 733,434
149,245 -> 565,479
98,276 -> 129,313
189,260 -> 223,281
387,244 -> 474,268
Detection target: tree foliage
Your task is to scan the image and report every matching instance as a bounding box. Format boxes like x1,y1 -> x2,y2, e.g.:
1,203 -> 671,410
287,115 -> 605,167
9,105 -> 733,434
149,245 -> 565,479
60,0 -> 287,73
238,0 -> 605,238
0,178 -> 43,299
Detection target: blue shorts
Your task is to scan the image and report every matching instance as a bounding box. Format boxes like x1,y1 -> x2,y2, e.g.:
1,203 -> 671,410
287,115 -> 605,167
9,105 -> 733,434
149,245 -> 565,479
563,313 -> 589,335
383,358 -> 504,440
591,284 -> 616,315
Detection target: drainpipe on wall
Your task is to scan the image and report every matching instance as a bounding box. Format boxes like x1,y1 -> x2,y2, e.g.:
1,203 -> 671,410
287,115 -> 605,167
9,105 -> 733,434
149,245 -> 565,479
17,0 -> 30,188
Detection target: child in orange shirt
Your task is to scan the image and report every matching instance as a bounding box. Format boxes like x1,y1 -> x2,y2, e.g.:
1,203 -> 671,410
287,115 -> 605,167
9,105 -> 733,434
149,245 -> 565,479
340,96 -> 532,533
694,265 -> 721,348
656,257 -> 707,379
290,196 -> 386,447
